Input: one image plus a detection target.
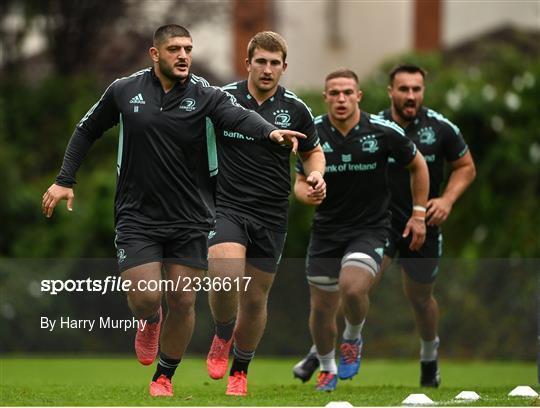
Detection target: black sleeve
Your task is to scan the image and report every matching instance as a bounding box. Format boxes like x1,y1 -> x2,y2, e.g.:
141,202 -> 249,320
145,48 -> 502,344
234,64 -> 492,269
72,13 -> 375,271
297,106 -> 320,152
208,88 -> 277,141
55,83 -> 120,187
441,121 -> 469,162
386,126 -> 417,166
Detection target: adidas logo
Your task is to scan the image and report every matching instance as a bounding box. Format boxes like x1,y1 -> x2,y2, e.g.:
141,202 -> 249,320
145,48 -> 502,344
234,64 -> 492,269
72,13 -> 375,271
129,93 -> 145,104
322,142 -> 334,153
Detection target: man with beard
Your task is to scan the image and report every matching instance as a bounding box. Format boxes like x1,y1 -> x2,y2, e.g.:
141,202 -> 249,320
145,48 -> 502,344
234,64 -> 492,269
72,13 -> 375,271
205,31 -> 325,397
294,68 -> 429,391
293,64 -> 476,388
41,24 -> 306,397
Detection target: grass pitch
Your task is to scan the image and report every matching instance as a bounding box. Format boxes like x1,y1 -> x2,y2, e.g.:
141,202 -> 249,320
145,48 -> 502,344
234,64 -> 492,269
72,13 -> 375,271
0,356 -> 538,406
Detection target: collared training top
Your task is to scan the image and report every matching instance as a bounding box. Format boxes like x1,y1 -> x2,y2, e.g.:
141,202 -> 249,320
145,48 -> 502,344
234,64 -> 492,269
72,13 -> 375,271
380,107 -> 468,231
297,111 -> 417,237
55,69 -> 277,230
214,80 -> 319,232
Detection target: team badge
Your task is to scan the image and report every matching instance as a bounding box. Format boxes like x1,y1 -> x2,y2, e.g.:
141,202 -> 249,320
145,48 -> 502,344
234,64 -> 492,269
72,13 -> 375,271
273,109 -> 291,128
179,98 -> 197,112
418,127 -> 436,145
362,139 -> 379,153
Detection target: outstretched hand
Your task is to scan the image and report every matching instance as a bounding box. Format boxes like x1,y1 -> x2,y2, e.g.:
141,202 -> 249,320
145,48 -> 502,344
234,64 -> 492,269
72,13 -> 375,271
269,129 -> 307,154
42,184 -> 74,218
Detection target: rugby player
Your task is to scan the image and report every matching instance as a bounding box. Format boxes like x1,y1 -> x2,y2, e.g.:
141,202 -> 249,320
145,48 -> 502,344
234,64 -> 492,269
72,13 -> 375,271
294,68 -> 429,391
41,24 -> 306,397
293,64 -> 475,388
205,31 -> 325,397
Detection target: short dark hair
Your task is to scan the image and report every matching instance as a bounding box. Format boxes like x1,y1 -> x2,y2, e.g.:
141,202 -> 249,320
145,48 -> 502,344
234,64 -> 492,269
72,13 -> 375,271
325,68 -> 359,84
389,64 -> 427,84
153,24 -> 191,47
247,31 -> 288,62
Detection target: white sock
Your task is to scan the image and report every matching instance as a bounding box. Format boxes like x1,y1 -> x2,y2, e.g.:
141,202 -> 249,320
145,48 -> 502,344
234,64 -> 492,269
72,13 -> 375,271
343,318 -> 365,341
309,344 -> 317,355
420,336 -> 440,362
317,349 -> 337,374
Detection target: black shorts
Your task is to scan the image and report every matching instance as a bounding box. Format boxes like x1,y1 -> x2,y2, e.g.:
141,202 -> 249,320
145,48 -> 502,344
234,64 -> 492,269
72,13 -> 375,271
208,211 -> 287,273
385,224 -> 442,283
306,228 -> 388,291
114,225 -> 208,273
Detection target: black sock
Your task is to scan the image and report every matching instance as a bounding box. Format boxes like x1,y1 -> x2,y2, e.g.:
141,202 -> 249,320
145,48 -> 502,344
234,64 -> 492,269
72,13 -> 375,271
152,352 -> 181,381
229,345 -> 254,375
215,318 -> 235,341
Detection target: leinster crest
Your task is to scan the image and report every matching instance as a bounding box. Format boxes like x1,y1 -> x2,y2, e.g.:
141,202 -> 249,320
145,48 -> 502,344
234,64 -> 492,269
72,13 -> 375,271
418,127 -> 436,145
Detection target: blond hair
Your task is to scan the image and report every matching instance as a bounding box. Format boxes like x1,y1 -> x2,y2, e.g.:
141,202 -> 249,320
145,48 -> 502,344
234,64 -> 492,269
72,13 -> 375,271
247,31 -> 287,62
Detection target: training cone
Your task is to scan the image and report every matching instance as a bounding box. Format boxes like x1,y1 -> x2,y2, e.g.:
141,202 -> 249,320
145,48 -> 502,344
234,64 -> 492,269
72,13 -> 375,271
508,386 -> 538,397
402,393 -> 434,405
325,402 -> 354,408
455,391 -> 481,401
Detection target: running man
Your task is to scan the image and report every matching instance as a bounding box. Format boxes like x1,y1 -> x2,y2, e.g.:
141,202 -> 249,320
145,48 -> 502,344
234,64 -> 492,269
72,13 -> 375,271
294,68 -> 429,391
41,24 -> 306,397
293,64 -> 476,388
205,31 -> 325,396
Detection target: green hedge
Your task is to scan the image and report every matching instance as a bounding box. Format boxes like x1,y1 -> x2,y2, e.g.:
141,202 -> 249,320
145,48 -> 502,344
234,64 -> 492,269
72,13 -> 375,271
0,44 -> 537,357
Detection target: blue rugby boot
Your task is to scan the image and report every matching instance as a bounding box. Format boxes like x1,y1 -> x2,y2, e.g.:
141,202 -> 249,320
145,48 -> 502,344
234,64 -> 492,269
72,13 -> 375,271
338,338 -> 362,380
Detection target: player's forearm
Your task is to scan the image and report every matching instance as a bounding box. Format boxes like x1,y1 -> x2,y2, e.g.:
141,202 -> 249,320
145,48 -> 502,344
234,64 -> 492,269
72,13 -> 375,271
294,177 -> 312,205
408,154 -> 429,211
441,163 -> 476,205
55,128 -> 95,187
299,147 -> 326,177
214,92 -> 277,141
55,85 -> 119,187
240,110 -> 277,141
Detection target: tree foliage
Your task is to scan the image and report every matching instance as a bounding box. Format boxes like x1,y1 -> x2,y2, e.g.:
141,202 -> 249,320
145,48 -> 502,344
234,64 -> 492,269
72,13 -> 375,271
294,44 -> 540,259
0,36 -> 538,357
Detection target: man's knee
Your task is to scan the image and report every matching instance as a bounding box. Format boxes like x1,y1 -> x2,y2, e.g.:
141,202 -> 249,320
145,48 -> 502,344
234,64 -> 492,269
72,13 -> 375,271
403,274 -> 435,310
406,290 -> 434,310
340,272 -> 372,301
122,262 -> 162,312
310,296 -> 337,323
127,289 -> 161,312
211,286 -> 238,302
240,292 -> 267,316
166,291 -> 197,314
240,267 -> 274,311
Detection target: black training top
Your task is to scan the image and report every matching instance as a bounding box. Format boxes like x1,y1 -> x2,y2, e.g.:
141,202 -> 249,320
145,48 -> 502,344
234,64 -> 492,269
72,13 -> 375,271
214,80 -> 319,231
55,69 -> 277,230
380,107 -> 468,230
297,111 -> 417,237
